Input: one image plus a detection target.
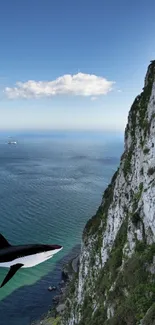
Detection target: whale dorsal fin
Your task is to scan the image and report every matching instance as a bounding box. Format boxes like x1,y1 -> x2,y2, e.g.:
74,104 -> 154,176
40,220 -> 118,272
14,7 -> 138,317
0,234 -> 11,249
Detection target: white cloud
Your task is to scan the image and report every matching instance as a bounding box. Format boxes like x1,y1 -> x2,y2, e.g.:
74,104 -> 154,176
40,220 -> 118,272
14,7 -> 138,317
4,73 -> 115,99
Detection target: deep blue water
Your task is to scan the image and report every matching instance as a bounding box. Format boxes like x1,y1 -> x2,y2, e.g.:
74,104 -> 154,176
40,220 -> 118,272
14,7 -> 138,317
0,131 -> 123,324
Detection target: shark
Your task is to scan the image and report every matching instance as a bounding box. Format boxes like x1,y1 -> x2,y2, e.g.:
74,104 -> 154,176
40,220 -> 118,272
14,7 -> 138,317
0,234 -> 63,288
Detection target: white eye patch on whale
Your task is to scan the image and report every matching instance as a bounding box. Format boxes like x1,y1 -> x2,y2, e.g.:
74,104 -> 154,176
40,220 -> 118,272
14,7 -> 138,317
0,234 -> 63,288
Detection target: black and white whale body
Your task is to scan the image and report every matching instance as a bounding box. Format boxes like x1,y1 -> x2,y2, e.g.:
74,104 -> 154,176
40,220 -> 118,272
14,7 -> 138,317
0,234 -> 63,288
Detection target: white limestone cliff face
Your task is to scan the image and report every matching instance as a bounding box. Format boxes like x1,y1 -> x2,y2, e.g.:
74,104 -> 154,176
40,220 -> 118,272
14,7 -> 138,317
62,61 -> 155,325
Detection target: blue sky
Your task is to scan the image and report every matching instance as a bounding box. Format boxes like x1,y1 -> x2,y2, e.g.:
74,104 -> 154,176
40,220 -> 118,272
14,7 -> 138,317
0,0 -> 155,132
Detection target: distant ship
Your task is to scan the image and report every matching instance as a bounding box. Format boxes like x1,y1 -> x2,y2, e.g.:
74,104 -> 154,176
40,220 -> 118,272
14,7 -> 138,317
7,137 -> 17,145
8,141 -> 17,145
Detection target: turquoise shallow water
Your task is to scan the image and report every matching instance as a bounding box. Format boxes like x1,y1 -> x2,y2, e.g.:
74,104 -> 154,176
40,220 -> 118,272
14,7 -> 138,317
0,131 -> 123,324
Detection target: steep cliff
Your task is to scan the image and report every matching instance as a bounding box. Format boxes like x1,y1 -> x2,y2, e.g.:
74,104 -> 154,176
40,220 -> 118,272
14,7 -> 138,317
62,61 -> 155,325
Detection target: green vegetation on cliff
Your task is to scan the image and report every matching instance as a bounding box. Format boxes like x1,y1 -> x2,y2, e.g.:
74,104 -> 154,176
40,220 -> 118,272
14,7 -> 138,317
125,60 -> 155,147
77,221 -> 155,325
83,167 -> 119,241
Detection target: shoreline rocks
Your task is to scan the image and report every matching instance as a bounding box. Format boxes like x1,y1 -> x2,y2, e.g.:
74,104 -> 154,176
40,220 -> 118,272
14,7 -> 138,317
31,247 -> 80,325
52,254 -> 80,309
48,286 -> 57,292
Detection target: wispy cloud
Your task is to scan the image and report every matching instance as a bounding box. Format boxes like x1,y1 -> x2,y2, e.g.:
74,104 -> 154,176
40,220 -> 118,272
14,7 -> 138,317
91,96 -> 98,101
4,73 -> 115,99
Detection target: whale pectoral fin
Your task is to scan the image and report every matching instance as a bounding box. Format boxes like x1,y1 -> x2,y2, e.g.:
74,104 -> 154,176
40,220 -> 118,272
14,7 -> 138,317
0,263 -> 23,288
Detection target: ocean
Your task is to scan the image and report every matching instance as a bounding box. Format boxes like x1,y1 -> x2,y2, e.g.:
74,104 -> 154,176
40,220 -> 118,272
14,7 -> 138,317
0,131 -> 123,325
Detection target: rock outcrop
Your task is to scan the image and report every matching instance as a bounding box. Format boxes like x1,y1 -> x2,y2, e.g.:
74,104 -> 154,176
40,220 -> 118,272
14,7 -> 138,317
61,61 -> 155,325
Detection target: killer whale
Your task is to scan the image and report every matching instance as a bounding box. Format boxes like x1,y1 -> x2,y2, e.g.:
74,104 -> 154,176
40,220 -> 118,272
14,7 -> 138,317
0,234 -> 63,288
